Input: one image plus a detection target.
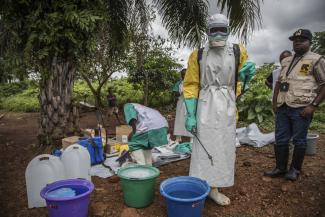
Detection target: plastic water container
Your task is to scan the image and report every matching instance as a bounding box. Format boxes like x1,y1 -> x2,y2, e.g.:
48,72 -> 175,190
117,164 -> 160,208
306,133 -> 319,155
26,154 -> 65,208
40,179 -> 94,217
61,144 -> 91,181
160,176 -> 210,217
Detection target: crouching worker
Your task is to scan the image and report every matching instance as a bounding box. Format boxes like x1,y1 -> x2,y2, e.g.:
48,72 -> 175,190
123,103 -> 169,165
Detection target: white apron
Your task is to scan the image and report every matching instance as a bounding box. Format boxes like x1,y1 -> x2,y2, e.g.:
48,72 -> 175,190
174,82 -> 193,137
189,42 -> 237,187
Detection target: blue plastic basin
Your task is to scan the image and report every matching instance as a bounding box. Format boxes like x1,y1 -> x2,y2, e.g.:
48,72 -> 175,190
160,176 -> 210,217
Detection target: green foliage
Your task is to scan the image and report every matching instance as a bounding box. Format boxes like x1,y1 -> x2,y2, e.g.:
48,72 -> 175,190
0,81 -> 39,113
73,78 -> 144,107
0,53 -> 29,83
73,80 -> 95,103
238,64 -> 275,128
154,0 -> 208,47
310,104 -> 325,133
0,81 -> 29,97
5,1 -> 104,59
2,95 -> 39,112
312,31 -> 325,55
109,79 -> 143,105
1,83 -> 39,112
127,36 -> 181,106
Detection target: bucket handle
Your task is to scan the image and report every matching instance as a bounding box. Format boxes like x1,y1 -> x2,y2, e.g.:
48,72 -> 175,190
39,156 -> 50,161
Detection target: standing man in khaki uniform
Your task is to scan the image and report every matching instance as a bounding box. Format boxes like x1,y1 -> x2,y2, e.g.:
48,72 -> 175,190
264,29 -> 325,181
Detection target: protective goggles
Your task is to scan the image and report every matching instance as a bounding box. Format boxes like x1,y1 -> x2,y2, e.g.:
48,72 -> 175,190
207,25 -> 229,37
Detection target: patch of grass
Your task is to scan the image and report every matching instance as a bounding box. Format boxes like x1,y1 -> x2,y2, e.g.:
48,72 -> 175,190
2,94 -> 39,112
310,104 -> 325,134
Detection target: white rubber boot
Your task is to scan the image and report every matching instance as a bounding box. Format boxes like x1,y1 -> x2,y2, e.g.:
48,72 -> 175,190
235,136 -> 241,147
209,188 -> 230,206
143,149 -> 153,166
130,149 -> 146,165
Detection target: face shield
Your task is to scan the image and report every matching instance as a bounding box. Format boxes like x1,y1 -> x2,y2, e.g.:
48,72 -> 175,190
207,14 -> 230,47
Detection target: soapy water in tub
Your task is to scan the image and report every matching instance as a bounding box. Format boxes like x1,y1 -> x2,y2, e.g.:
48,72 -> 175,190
47,187 -> 76,199
121,167 -> 156,179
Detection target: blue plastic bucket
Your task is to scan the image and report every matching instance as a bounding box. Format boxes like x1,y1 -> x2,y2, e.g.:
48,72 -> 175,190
160,176 -> 210,217
40,179 -> 94,217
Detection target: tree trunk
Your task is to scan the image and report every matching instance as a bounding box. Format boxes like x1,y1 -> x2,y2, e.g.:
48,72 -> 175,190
38,57 -> 79,146
94,91 -> 103,108
144,70 -> 148,106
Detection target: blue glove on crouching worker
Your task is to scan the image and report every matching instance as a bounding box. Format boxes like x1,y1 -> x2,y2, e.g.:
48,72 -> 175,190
184,98 -> 198,133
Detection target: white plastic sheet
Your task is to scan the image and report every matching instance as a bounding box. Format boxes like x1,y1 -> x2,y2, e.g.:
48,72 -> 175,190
236,123 -> 275,148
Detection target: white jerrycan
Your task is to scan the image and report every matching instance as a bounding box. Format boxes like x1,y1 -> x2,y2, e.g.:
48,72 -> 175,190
61,144 -> 91,181
25,154 -> 65,208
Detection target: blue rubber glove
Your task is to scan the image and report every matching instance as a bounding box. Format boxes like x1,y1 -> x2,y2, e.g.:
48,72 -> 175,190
184,98 -> 198,132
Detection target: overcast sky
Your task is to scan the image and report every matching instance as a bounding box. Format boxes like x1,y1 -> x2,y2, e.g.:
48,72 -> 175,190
152,0 -> 325,67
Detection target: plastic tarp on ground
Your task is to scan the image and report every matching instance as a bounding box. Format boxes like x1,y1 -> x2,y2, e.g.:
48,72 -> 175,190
236,123 -> 275,148
90,141 -> 191,178
90,124 -> 275,178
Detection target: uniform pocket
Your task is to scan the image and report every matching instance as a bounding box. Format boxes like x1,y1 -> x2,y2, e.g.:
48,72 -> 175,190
292,89 -> 316,98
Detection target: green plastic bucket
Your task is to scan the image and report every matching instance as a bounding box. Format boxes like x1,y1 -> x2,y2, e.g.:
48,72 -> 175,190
117,164 -> 160,208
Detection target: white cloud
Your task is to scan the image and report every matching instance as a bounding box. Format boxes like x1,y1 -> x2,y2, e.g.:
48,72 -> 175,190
247,0 -> 325,65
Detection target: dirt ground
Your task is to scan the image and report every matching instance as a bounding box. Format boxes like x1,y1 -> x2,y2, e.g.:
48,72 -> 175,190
0,111 -> 324,217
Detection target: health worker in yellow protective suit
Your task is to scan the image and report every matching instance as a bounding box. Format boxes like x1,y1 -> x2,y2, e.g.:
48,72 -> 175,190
183,13 -> 252,206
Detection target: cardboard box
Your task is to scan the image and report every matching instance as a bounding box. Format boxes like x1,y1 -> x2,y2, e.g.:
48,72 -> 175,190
116,125 -> 132,142
81,126 -> 107,139
62,136 -> 80,149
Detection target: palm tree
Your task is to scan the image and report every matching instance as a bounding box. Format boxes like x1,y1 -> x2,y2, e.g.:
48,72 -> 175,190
153,0 -> 262,46
0,0 -> 262,145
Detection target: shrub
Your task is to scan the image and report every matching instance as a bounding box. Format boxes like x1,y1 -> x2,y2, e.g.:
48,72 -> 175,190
2,94 -> 39,112
237,64 -> 275,130
310,104 -> 325,133
0,80 -> 29,98
107,78 -> 143,106
0,81 -> 39,112
73,80 -> 94,104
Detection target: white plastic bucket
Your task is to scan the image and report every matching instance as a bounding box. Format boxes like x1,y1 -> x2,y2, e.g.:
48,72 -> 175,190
306,134 -> 319,155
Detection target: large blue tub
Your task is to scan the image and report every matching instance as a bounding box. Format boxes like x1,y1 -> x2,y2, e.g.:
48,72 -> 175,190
160,176 -> 210,217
